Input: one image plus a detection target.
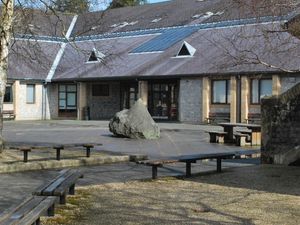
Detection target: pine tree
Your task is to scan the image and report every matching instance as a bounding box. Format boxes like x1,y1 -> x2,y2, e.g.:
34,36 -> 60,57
53,0 -> 90,13
109,0 -> 147,9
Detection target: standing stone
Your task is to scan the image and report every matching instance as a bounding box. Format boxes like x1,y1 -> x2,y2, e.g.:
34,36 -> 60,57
109,99 -> 160,139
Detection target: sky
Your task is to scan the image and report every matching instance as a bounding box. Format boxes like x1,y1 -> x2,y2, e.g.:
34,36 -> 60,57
14,0 -> 170,11
94,0 -> 170,10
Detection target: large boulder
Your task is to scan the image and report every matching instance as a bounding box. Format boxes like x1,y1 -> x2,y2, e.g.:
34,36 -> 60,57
109,99 -> 160,139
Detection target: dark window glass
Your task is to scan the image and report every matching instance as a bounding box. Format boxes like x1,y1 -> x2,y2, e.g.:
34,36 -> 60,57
92,84 -> 109,96
4,86 -> 13,103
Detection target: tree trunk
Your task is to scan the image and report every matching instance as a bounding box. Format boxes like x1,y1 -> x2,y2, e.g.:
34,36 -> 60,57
0,0 -> 14,152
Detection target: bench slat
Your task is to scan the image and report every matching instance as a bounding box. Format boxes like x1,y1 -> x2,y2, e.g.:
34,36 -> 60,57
17,196 -> 57,225
179,153 -> 235,162
137,159 -> 179,166
33,169 -> 71,195
42,177 -> 69,195
0,197 -> 34,223
53,171 -> 83,195
0,197 -> 47,225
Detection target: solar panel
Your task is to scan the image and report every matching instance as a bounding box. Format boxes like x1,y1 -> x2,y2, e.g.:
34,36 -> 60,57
130,27 -> 198,53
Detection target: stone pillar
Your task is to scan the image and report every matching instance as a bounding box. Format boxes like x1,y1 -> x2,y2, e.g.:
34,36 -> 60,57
272,75 -> 281,96
77,82 -> 87,120
230,76 -> 237,123
202,77 -> 210,123
138,81 -> 148,106
241,76 -> 249,123
13,80 -> 20,120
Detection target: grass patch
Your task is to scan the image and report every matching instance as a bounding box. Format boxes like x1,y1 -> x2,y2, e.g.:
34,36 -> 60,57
41,190 -> 92,225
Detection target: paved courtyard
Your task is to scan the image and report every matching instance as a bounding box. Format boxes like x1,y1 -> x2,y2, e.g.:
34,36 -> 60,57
3,120 -> 255,158
0,120 -> 261,219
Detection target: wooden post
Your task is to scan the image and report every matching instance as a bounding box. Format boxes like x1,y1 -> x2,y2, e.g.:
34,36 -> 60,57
47,204 -> 55,217
216,158 -> 222,173
186,162 -> 192,177
152,166 -> 158,179
60,193 -> 66,205
69,184 -> 75,195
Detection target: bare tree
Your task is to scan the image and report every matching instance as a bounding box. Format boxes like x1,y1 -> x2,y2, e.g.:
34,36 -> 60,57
208,0 -> 300,74
0,0 -> 14,151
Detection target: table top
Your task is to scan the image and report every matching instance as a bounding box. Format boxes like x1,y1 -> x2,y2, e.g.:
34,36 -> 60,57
218,122 -> 261,128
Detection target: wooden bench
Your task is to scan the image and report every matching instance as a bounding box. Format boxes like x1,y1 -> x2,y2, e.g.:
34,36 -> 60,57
19,147 -> 31,163
82,144 -> 94,158
206,131 -> 227,143
0,196 -> 56,225
136,159 -> 179,179
246,113 -> 261,124
33,169 -> 83,204
206,112 -> 230,124
232,149 -> 261,159
234,133 -> 250,147
137,152 -> 235,179
3,110 -> 15,120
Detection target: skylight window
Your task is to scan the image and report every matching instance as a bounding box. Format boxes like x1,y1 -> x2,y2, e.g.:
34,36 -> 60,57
87,48 -> 105,63
176,41 -> 196,57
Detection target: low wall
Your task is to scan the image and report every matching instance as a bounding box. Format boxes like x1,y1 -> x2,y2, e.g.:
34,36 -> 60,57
261,83 -> 300,166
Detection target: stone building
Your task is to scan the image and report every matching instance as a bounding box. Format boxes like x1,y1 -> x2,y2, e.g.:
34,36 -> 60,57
4,0 -> 300,122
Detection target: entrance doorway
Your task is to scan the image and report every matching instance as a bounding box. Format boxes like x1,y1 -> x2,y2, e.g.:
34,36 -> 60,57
58,84 -> 77,118
148,81 -> 178,120
120,82 -> 138,110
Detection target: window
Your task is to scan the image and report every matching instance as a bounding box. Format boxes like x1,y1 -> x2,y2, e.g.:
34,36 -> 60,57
87,48 -> 105,63
212,80 -> 231,104
59,84 -> 77,111
4,85 -> 13,103
176,41 -> 196,57
26,84 -> 35,104
251,79 -> 272,104
92,84 -> 109,96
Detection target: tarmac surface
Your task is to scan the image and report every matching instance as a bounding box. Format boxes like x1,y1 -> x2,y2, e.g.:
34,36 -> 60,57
0,120 -> 260,215
3,120 -> 256,158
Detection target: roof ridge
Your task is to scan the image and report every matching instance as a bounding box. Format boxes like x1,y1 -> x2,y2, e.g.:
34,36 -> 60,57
13,14 -> 290,43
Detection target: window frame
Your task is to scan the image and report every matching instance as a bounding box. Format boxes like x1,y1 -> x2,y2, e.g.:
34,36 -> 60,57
58,84 -> 77,112
26,84 -> 36,104
250,78 -> 272,105
211,79 -> 231,104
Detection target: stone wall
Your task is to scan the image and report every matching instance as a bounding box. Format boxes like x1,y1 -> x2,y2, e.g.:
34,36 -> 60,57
14,81 -> 44,120
178,78 -> 202,123
280,76 -> 300,93
88,82 -> 120,120
261,82 -> 300,166
47,83 -> 59,119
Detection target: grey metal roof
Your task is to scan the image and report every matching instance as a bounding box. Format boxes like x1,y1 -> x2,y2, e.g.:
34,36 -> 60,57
12,8 -> 74,37
8,40 -> 61,80
52,22 -> 300,81
71,0 -> 300,37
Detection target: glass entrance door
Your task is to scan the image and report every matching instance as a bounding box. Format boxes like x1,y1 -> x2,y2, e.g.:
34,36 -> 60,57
120,82 -> 138,109
148,82 -> 178,120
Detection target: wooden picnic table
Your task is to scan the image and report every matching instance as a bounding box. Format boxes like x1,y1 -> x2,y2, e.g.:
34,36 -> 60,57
218,122 -> 261,146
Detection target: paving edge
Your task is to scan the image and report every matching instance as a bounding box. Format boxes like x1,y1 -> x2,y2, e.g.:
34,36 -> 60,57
0,155 -> 131,174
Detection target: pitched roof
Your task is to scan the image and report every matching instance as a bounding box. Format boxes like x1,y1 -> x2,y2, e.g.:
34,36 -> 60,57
12,8 -> 73,37
52,22 -> 300,81
8,40 -> 61,80
71,0 -> 299,37
7,0 -> 300,82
